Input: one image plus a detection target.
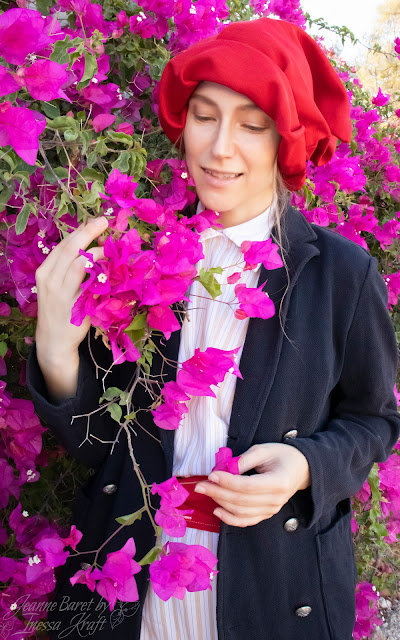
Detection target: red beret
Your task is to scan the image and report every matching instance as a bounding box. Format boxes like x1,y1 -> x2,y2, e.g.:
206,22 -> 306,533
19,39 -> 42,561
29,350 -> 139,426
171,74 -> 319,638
158,18 -> 352,191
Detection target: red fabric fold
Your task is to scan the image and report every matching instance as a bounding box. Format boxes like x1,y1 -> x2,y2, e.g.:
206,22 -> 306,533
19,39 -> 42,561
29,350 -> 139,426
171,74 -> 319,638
177,475 -> 221,534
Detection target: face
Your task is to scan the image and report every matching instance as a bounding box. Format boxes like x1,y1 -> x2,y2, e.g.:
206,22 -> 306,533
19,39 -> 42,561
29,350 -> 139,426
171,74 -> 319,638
183,82 -> 281,227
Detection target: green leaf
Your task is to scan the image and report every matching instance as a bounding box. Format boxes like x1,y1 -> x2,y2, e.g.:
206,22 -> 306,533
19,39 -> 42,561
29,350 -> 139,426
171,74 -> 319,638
40,101 -> 60,119
125,411 -> 136,422
77,51 -> 98,91
125,314 -> 147,331
138,545 -> 162,567
47,115 -> 79,131
86,151 -> 97,168
15,204 -> 32,235
64,128 -> 79,142
111,150 -> 131,173
99,387 -> 123,402
106,403 -> 123,423
50,36 -> 82,65
0,185 -> 14,212
0,342 -> 7,358
115,509 -> 143,526
80,168 -> 105,183
195,267 -> 222,299
106,131 -> 133,146
44,166 -> 69,184
119,391 -> 129,406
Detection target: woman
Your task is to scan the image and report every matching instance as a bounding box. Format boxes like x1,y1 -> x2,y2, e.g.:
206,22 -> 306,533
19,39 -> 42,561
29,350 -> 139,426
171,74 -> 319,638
27,17 -> 400,640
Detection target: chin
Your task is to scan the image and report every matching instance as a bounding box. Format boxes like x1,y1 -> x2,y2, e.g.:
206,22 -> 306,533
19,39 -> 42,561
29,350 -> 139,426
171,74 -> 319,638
196,190 -> 237,214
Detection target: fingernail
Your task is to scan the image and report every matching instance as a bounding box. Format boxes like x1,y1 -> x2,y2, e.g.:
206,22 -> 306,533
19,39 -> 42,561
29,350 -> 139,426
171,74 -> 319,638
213,509 -> 221,518
95,216 -> 107,226
208,473 -> 218,483
194,485 -> 206,494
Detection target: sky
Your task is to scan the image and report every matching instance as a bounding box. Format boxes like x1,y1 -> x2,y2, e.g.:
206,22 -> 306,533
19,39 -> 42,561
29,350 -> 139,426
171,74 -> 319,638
300,0 -> 383,62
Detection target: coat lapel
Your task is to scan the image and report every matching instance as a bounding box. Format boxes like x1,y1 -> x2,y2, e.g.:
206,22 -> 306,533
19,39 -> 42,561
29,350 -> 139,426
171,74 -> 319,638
154,205 -> 321,475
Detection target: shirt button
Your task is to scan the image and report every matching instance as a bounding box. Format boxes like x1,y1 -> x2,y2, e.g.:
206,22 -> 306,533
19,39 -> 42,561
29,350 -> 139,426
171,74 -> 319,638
282,429 -> 298,440
102,484 -> 118,495
284,517 -> 299,532
295,606 -> 312,617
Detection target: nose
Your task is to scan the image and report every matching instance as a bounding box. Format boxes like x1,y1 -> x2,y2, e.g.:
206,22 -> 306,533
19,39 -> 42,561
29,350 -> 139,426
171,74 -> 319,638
211,121 -> 235,159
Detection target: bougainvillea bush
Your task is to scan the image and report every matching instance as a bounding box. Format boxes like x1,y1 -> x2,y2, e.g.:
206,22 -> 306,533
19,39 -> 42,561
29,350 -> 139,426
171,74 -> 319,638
0,0 -> 399,637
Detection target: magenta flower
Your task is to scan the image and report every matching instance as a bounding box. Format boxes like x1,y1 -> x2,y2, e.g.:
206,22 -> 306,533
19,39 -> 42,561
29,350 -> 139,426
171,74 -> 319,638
20,60 -> 71,102
149,542 -> 218,601
177,347 -> 242,397
234,282 -> 276,320
227,272 -> 241,284
101,168 -> 138,208
116,122 -> 134,135
151,396 -> 189,430
0,101 -> 46,165
35,535 -> 70,568
353,582 -> 382,640
0,9 -> 59,65
395,37 -> 400,56
211,447 -> 241,475
91,538 -> 141,611
241,238 -> 283,271
61,525 -> 83,551
92,113 -> 116,132
147,305 -> 181,339
152,477 -> 193,537
372,87 -> 390,107
70,565 -> 97,592
152,477 -> 190,507
0,65 -> 21,96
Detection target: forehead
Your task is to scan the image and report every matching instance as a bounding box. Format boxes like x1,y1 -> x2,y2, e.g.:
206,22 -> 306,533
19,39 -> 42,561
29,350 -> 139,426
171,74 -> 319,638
190,81 -> 265,113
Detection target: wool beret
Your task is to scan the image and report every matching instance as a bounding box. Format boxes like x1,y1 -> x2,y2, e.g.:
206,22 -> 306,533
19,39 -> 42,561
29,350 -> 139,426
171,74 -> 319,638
158,18 -> 353,191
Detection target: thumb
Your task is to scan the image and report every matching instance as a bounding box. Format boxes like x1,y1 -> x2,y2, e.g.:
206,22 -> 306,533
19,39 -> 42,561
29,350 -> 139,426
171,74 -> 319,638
238,443 -> 279,475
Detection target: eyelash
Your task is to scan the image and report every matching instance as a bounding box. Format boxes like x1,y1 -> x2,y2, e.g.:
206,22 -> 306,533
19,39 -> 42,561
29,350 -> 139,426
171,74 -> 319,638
193,115 -> 267,132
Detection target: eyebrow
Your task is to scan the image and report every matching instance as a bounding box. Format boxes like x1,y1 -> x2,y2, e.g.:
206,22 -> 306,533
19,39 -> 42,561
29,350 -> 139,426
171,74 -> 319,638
190,93 -> 265,113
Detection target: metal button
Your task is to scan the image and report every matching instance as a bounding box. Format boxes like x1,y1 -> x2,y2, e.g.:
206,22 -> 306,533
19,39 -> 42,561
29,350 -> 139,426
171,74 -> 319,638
102,483 -> 117,495
295,606 -> 312,617
284,517 -> 299,532
80,562 -> 91,570
283,429 -> 298,440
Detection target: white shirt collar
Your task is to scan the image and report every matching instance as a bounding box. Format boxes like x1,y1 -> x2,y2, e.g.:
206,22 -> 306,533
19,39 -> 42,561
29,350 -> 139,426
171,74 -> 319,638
196,200 -> 275,248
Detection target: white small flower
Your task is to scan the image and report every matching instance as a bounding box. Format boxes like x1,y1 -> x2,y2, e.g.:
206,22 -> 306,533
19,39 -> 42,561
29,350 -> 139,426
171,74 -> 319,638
31,286 -> 37,294
165,231 -> 171,236
38,230 -> 46,238
105,207 -> 114,215
22,510 -> 29,517
139,11 -> 146,18
97,273 -> 108,283
8,258 -> 13,263
211,5 -> 215,11
33,555 -> 41,564
181,172 -> 188,179
27,470 -> 33,476
0,252 -> 4,256
190,5 -> 196,13
42,247 -> 50,254
372,585 -> 377,591
92,77 -> 98,84
117,93 -> 123,100
27,53 -> 37,62
38,240 -> 44,248
136,15 -> 143,22
10,603 -> 17,611
85,261 -> 94,269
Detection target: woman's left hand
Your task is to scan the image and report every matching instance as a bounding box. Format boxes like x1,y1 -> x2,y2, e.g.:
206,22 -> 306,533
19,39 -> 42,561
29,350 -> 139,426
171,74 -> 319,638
194,443 -> 310,528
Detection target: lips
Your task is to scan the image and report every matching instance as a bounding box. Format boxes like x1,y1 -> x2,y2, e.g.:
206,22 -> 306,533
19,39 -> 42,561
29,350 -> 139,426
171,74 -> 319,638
202,168 -> 243,180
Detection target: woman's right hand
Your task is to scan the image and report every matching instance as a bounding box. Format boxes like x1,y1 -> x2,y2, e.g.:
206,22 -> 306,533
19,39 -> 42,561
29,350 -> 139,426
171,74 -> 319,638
34,216 -> 109,400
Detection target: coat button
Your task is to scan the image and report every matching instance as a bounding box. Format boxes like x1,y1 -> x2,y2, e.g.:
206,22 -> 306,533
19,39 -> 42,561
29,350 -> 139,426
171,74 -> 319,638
282,429 -> 298,440
284,517 -> 299,532
295,606 -> 312,617
80,562 -> 91,570
102,483 -> 118,495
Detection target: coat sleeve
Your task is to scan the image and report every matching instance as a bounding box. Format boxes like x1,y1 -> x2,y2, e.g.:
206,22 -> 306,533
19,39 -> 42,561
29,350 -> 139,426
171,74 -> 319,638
286,255 -> 400,530
26,330 -> 119,470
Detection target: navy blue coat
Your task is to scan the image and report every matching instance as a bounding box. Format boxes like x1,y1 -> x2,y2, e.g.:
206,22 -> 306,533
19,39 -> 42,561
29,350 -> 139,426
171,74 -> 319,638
27,204 -> 400,640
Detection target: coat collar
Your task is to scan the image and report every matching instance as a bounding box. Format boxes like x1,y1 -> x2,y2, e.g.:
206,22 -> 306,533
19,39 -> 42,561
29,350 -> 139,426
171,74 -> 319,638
153,204 -> 320,476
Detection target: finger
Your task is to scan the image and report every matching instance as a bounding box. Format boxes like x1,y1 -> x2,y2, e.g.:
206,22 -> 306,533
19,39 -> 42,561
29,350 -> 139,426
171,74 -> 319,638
195,480 -> 270,508
63,246 -> 106,296
206,469 -> 287,496
39,217 -> 108,279
237,443 -> 280,475
212,507 -> 268,528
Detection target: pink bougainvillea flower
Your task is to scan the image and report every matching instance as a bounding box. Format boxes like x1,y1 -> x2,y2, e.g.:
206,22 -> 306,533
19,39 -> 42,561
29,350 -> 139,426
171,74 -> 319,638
101,168 -> 138,208
211,447 -> 241,475
35,535 -> 70,568
116,121 -> 134,135
133,198 -> 166,225
227,272 -> 241,284
147,305 -> 181,340
0,101 -> 46,165
0,457 -> 20,508
234,282 -> 275,320
155,502 -> 194,537
92,113 -> 116,132
372,87 -> 390,107
151,395 -> 189,430
353,581 -> 382,640
91,538 -> 141,611
152,476 -> 190,508
0,8 -> 59,65
395,37 -> 400,56
0,302 -> 10,316
61,525 -> 83,551
241,238 -> 283,271
70,565 -> 97,592
177,347 -> 242,397
0,65 -> 21,96
149,542 -> 218,601
20,60 -> 71,102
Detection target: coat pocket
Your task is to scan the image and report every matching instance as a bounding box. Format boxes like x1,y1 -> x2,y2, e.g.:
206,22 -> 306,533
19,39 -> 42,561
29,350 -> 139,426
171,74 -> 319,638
315,499 -> 357,640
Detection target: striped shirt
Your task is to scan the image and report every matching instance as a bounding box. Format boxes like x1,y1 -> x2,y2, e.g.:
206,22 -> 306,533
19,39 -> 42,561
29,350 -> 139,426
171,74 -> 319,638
140,202 -> 275,639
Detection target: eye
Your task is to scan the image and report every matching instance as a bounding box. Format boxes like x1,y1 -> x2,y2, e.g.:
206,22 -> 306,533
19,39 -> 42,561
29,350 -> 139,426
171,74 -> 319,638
194,115 -> 215,123
243,124 -> 267,132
